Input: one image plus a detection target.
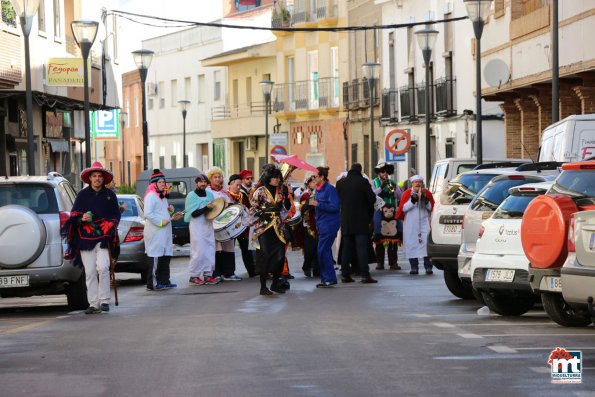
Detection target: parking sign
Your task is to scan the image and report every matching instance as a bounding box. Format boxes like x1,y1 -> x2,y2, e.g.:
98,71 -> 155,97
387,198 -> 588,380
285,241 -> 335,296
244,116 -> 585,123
92,109 -> 120,140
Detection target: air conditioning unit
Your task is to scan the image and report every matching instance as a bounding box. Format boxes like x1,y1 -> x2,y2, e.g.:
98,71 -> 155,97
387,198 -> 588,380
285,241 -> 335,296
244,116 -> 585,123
245,136 -> 257,151
147,82 -> 158,97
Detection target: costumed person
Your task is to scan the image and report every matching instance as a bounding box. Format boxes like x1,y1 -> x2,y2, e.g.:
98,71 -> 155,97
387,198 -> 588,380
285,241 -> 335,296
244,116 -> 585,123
310,166 -> 341,288
238,169 -> 256,277
218,174 -> 245,281
396,174 -> 435,275
371,160 -> 403,270
143,169 -> 183,291
61,162 -> 121,314
249,164 -> 292,295
299,175 -> 319,278
206,166 -> 234,281
336,163 -> 378,284
185,173 -> 219,285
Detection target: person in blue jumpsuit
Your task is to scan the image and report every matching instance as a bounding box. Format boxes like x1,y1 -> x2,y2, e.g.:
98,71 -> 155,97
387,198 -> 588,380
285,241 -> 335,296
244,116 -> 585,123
309,166 -> 341,288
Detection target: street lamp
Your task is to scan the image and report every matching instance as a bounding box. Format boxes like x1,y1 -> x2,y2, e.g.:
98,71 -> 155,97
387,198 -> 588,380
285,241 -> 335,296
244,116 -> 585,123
119,111 -> 128,185
178,100 -> 190,168
71,19 -> 99,168
259,80 -> 274,161
464,0 -> 493,166
416,27 -> 439,182
132,49 -> 154,170
11,0 -> 40,174
362,62 -> 380,172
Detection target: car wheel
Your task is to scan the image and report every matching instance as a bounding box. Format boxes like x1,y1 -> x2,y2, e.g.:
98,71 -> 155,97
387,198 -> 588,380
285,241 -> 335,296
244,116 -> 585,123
443,269 -> 474,299
541,292 -> 592,327
481,292 -> 535,316
66,272 -> 89,310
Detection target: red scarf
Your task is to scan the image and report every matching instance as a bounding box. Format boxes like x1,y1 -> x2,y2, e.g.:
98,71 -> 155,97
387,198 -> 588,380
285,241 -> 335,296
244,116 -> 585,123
395,188 -> 435,221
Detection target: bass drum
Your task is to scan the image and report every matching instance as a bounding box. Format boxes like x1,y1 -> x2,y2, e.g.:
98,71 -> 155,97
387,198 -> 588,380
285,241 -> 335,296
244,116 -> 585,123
287,209 -> 302,227
213,205 -> 247,242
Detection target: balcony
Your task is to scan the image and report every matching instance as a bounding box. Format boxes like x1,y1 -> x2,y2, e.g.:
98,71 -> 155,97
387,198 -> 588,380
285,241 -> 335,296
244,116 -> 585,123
210,101 -> 270,139
273,77 -> 340,114
381,90 -> 398,122
272,3 -> 293,28
415,81 -> 434,118
399,85 -> 416,121
211,102 -> 268,120
435,77 -> 456,117
316,0 -> 338,25
360,78 -> 380,108
292,0 -> 313,25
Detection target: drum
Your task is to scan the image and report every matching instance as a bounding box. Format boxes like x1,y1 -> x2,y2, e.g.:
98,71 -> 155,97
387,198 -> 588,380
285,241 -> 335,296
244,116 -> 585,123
287,209 -> 302,226
374,195 -> 386,211
213,205 -> 247,242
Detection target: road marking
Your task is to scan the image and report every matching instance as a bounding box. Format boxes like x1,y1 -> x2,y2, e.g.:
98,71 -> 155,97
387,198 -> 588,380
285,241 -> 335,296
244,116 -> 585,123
0,320 -> 53,336
478,334 -> 595,337
444,322 -> 554,326
529,367 -> 550,374
488,345 -> 518,353
412,314 -> 432,318
458,333 -> 483,339
432,322 -> 456,328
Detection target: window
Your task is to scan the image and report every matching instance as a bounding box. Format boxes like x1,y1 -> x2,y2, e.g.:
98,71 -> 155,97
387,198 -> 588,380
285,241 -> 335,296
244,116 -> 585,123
159,156 -> 165,169
158,81 -> 165,108
38,0 -> 46,33
184,77 -> 191,101
171,79 -> 177,107
134,97 -> 139,127
171,155 -> 176,169
388,32 -> 395,89
246,76 -> 252,104
198,74 -> 205,102
214,71 -> 221,101
52,0 -> 60,38
445,138 -> 455,158
125,99 -> 130,128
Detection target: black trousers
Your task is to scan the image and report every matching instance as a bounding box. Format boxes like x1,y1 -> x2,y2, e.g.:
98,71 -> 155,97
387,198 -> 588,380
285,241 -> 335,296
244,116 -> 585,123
257,228 -> 286,289
147,256 -> 171,288
237,235 -> 256,277
214,251 -> 236,277
340,234 -> 372,278
302,232 -> 319,276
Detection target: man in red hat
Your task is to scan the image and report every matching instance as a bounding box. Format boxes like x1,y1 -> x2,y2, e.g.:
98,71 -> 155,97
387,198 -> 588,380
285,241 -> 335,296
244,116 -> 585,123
62,162 -> 121,314
238,169 -> 256,277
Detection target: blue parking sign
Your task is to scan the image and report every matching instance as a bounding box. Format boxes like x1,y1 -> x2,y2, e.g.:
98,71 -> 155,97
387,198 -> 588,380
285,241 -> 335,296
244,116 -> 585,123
92,109 -> 120,140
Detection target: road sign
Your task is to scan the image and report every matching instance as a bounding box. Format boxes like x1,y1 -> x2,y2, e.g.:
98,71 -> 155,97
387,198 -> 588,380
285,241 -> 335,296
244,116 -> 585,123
385,129 -> 411,155
270,145 -> 287,156
92,109 -> 120,141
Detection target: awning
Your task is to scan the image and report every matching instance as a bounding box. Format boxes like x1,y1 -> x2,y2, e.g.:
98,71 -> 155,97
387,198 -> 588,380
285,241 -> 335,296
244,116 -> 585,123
49,140 -> 70,153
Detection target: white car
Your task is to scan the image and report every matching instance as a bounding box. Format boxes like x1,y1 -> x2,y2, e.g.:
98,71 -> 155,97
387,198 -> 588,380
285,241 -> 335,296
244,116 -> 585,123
471,182 -> 551,316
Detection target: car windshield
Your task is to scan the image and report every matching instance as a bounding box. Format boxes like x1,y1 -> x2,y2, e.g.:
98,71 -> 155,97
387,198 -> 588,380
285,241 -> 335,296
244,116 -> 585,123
168,181 -> 188,199
492,195 -> 538,219
470,178 -> 541,211
440,173 -> 496,205
118,197 -> 139,217
549,170 -> 595,198
0,184 -> 58,214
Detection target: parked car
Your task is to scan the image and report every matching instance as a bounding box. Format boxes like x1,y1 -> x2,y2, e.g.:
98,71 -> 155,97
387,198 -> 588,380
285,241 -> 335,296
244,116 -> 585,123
457,171 -> 559,300
470,182 -> 552,315
0,173 -> 87,310
115,194 -> 150,281
429,167 -> 521,299
561,210 -> 595,322
136,167 -> 201,245
522,160 -> 595,326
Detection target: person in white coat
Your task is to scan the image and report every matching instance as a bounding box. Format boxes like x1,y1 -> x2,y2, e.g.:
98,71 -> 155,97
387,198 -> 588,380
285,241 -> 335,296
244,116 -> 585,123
144,169 -> 182,290
395,175 -> 435,275
185,173 -> 219,285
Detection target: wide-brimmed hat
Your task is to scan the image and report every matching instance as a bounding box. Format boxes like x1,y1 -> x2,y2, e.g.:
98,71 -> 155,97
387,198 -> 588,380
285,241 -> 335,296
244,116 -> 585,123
374,159 -> 394,174
80,161 -> 113,185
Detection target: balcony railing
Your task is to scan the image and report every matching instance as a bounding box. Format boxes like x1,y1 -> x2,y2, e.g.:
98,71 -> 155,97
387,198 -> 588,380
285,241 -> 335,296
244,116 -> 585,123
211,101 -> 268,120
415,82 -> 434,118
316,0 -> 337,20
273,77 -> 340,113
292,0 -> 311,24
272,4 -> 293,28
381,90 -> 398,122
399,85 -> 416,121
435,77 -> 457,116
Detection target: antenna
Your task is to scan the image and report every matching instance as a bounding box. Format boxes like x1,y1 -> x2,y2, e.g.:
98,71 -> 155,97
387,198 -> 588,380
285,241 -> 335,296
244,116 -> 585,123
521,143 -> 540,173
484,59 -> 510,89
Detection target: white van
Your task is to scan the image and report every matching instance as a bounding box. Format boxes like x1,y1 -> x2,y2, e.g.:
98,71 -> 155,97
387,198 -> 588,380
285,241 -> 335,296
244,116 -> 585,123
539,114 -> 595,163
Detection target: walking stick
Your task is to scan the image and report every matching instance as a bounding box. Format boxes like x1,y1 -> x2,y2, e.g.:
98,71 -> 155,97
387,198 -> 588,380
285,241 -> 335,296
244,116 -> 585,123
108,240 -> 119,306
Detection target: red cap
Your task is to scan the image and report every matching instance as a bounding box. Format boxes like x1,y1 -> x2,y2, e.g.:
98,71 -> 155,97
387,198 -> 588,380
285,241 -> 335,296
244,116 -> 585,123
239,170 -> 253,179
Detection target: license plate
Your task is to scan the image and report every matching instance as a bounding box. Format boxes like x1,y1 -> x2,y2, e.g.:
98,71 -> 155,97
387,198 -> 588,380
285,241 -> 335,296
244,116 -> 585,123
485,269 -> 515,282
545,276 -> 562,292
0,275 -> 29,288
590,233 -> 595,250
443,225 -> 460,234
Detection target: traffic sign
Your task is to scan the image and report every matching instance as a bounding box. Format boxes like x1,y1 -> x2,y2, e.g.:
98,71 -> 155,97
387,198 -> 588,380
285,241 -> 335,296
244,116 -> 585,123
385,129 -> 411,155
270,145 -> 287,156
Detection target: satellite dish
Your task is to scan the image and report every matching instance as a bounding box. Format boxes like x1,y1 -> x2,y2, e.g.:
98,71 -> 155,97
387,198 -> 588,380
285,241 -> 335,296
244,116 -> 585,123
484,59 -> 510,89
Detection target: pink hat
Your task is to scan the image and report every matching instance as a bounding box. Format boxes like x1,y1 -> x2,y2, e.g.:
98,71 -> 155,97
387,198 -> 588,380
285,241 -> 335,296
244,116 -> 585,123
80,162 -> 114,185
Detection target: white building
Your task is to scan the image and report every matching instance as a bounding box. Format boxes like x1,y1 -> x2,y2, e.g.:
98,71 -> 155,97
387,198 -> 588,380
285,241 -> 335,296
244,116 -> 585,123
376,0 -> 506,183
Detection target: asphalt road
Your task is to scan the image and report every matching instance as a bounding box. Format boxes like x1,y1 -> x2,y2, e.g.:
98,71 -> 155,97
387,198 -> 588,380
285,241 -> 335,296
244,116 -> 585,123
0,248 -> 593,397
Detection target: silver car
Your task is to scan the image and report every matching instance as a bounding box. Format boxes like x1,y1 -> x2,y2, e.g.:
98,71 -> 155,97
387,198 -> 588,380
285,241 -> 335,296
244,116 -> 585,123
116,194 -> 150,281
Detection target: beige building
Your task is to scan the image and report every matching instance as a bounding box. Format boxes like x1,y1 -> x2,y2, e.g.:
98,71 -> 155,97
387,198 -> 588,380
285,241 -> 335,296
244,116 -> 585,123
482,1 -> 595,158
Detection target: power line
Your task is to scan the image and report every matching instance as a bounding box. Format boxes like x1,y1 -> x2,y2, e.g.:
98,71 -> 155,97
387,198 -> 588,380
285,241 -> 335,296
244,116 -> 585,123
106,9 -> 468,33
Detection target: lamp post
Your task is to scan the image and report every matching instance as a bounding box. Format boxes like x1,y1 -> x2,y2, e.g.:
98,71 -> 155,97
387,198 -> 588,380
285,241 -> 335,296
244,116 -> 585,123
260,80 -> 274,162
132,49 -> 154,170
11,0 -> 40,174
416,28 -> 439,182
362,62 -> 380,172
464,0 -> 493,166
178,100 -> 190,168
71,19 -> 99,168
119,111 -> 128,185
